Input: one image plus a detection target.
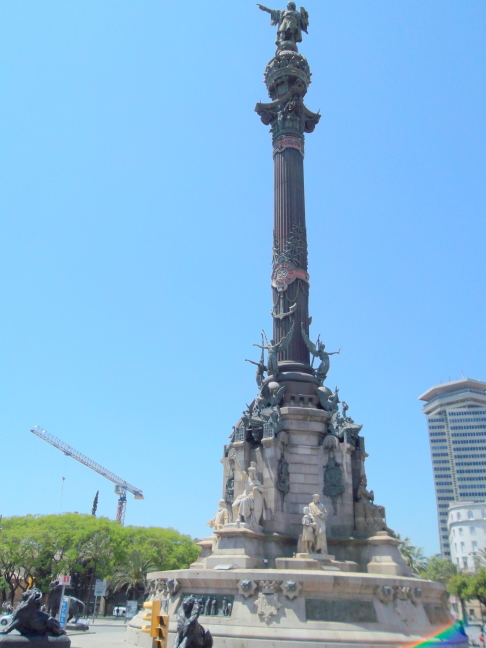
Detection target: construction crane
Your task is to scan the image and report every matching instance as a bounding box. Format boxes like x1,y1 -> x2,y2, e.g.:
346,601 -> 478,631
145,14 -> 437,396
30,426 -> 144,525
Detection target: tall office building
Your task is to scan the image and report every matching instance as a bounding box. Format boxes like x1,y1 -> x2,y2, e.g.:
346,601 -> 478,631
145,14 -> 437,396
419,378 -> 486,557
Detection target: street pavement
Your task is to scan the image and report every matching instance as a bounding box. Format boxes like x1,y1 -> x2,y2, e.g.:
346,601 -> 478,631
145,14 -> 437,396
65,618 -> 486,648
68,619 -> 129,648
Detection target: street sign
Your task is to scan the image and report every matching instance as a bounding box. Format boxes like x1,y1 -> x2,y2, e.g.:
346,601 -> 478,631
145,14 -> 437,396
94,580 -> 107,597
58,575 -> 71,586
59,596 -> 70,629
126,601 -> 138,619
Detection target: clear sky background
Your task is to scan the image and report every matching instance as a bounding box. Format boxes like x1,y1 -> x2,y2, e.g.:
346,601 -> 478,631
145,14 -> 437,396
0,1 -> 485,557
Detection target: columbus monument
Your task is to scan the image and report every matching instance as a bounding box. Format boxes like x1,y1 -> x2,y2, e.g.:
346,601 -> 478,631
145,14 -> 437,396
127,6 -> 463,648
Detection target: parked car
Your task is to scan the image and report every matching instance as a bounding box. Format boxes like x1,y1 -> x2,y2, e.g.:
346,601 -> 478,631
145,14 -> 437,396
0,614 -> 12,626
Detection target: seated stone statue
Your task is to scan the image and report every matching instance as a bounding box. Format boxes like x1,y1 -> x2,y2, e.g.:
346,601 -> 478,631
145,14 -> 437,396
232,459 -> 264,527
206,499 -> 229,531
355,476 -> 393,535
173,596 -> 213,648
2,589 -> 66,637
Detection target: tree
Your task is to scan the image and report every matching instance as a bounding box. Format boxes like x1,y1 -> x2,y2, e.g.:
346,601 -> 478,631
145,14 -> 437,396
419,555 -> 459,584
466,568 -> 486,609
0,514 -> 199,605
81,532 -> 113,606
396,535 -> 428,574
91,492 -> 99,517
448,572 -> 472,621
111,550 -> 156,600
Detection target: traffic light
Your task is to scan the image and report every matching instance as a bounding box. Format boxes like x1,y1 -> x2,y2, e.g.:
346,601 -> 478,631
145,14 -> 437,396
142,600 -> 161,638
156,613 -> 169,648
142,600 -> 169,647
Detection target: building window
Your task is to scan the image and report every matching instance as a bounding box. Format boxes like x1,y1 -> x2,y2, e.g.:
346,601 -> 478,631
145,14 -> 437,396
455,544 -> 458,553
457,512 -> 462,520
461,542 -> 466,552
471,527 -> 476,535
468,511 -> 474,519
459,528 -> 464,536
463,557 -> 468,568
457,558 -> 460,566
453,529 -> 456,536
483,510 -> 486,518
473,541 -> 478,551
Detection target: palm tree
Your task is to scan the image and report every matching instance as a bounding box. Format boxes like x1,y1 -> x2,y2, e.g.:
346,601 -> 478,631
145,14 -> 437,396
475,548 -> 486,569
419,554 -> 459,583
396,534 -> 428,574
111,550 -> 156,600
81,533 -> 113,606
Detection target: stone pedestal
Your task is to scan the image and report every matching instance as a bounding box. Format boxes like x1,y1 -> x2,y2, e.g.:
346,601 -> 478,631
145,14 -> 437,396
205,525 -> 266,570
365,532 -> 411,577
126,567 -> 464,648
0,637 -> 70,648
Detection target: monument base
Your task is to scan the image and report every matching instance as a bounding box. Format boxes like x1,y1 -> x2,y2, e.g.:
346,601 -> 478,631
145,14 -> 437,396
125,566 -> 465,648
0,637 -> 70,648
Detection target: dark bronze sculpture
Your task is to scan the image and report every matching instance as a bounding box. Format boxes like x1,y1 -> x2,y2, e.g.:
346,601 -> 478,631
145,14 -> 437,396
257,2 -> 309,52
173,597 -> 213,648
301,323 -> 341,383
245,335 -> 267,387
1,590 -> 67,640
253,323 -> 294,378
47,581 -> 84,623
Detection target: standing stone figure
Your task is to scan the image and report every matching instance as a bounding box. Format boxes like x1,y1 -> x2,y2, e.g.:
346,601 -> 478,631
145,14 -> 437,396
257,2 -> 309,50
204,598 -> 211,616
301,323 -> 341,383
210,598 -> 217,616
232,459 -> 264,527
253,322 -> 294,378
301,506 -> 317,553
308,494 -> 328,554
206,500 -> 229,531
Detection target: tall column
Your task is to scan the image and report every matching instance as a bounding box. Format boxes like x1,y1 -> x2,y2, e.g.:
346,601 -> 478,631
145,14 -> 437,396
256,48 -> 320,366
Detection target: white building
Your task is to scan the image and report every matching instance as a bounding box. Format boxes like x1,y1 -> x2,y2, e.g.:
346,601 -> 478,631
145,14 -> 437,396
448,501 -> 486,571
419,377 -> 486,557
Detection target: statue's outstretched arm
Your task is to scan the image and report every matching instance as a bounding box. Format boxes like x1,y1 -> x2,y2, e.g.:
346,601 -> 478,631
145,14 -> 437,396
253,344 -> 265,350
234,456 -> 247,478
257,4 -> 272,13
328,349 -> 341,356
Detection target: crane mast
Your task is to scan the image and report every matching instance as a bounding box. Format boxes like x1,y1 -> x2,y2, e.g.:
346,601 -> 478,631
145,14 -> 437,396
30,426 -> 144,524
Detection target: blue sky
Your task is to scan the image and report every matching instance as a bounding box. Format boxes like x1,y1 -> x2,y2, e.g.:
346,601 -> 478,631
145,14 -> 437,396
0,1 -> 484,557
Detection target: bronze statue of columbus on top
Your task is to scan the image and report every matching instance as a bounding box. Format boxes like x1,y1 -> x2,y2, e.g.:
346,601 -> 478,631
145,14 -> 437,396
257,2 -> 309,52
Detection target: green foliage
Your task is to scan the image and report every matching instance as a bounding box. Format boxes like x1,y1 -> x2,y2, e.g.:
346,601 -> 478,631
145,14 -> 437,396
91,492 -> 99,518
111,550 -> 156,599
396,535 -> 428,574
0,514 -> 199,603
447,572 -> 472,599
466,568 -> 486,606
419,555 -> 459,584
